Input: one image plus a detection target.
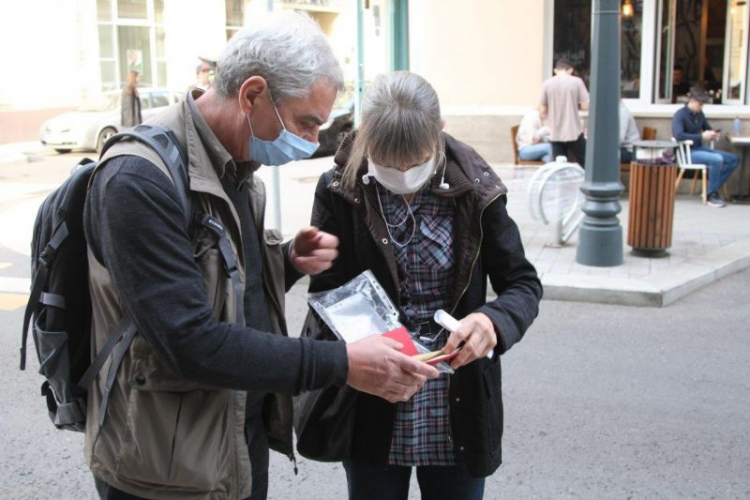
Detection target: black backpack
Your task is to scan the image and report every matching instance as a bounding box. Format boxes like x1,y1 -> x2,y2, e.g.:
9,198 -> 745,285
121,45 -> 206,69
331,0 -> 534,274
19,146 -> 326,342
19,123 -> 192,432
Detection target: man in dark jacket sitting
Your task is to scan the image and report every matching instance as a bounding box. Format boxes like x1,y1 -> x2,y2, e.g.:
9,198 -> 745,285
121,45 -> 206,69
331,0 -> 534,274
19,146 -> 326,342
672,89 -> 739,208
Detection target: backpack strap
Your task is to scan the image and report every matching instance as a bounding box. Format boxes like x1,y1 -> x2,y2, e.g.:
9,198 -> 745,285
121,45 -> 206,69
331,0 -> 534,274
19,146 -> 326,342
80,125 -> 192,423
20,220 -> 70,370
101,123 -> 192,229
196,213 -> 246,327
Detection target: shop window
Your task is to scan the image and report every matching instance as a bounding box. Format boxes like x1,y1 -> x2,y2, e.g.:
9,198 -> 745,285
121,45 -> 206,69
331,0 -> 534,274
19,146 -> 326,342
97,0 -> 167,92
154,0 -> 165,24
553,0 -> 643,97
98,0 -> 113,22
725,0 -> 749,103
226,0 -> 244,40
118,25 -> 153,88
118,0 -> 148,19
657,0 -> 748,104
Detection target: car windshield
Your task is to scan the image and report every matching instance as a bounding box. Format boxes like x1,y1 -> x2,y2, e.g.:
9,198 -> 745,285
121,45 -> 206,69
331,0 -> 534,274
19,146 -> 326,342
78,93 -> 119,112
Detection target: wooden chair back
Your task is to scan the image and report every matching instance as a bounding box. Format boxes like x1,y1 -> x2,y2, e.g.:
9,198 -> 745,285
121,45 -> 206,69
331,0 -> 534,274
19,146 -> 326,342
511,125 -> 521,164
642,126 -> 657,141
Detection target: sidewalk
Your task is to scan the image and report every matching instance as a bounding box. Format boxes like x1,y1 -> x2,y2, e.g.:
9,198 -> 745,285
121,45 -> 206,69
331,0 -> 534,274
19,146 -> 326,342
1,154 -> 749,308
255,159 -> 750,307
0,141 -> 51,165
497,165 -> 750,306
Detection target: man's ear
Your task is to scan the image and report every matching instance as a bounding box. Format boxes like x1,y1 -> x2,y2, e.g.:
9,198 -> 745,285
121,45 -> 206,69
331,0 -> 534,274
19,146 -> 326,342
238,76 -> 268,114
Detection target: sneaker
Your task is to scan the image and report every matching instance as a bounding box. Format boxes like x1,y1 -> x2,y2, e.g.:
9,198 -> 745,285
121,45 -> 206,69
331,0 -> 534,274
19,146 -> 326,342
707,193 -> 726,208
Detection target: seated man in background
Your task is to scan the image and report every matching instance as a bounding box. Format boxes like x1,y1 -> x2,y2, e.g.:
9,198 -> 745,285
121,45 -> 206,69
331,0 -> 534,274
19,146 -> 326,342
672,89 -> 739,208
619,100 -> 640,163
516,109 -> 553,163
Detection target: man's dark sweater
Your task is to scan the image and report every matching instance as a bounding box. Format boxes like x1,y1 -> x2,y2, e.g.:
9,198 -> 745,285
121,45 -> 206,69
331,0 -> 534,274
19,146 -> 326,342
84,155 -> 348,394
672,104 -> 712,147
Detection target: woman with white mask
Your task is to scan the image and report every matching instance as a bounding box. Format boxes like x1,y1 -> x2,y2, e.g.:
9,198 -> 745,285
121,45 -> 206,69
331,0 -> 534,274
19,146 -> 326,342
298,72 -> 542,500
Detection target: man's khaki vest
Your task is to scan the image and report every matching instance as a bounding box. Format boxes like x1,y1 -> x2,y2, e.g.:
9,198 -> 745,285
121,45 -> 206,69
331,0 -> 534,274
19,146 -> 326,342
84,95 -> 292,500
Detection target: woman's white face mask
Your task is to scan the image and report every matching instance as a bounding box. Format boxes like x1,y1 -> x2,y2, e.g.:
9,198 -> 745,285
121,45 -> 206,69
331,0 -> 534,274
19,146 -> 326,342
366,156 -> 436,195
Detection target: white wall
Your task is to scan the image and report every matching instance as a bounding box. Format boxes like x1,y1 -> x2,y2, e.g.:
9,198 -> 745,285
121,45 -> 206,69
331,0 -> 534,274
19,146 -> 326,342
163,0 -> 228,92
0,0 -> 86,109
409,0 -> 546,109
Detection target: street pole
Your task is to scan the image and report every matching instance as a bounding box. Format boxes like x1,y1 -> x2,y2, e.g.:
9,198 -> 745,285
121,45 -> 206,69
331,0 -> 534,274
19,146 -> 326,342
266,0 -> 283,233
575,0 -> 624,267
354,0 -> 365,127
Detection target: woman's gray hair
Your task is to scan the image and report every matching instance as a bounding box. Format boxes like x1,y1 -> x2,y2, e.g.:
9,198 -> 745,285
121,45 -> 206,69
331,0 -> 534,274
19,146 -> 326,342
213,12 -> 344,103
343,71 -> 444,187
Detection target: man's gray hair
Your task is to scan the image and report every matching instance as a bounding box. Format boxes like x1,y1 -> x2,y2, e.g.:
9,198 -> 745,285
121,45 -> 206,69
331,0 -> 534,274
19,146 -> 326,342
213,12 -> 344,103
344,71 -> 444,187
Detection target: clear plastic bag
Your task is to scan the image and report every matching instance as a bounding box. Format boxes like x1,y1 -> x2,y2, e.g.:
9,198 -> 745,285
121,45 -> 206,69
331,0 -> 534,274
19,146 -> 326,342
307,271 -> 400,343
306,271 -> 454,374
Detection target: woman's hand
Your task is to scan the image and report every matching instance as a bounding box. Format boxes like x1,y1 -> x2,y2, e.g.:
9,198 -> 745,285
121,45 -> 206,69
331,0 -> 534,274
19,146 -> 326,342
442,312 -> 497,369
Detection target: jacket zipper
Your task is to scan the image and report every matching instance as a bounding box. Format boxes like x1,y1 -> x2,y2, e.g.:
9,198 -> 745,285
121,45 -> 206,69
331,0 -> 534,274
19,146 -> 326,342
446,191 -> 502,451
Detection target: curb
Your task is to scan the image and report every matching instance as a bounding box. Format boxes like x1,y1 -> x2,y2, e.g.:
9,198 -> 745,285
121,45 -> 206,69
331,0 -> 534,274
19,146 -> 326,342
541,239 -> 750,307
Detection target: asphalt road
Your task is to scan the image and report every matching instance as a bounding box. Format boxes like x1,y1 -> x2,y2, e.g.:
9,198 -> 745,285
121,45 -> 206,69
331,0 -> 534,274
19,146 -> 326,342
0,150 -> 748,499
2,268 -> 749,499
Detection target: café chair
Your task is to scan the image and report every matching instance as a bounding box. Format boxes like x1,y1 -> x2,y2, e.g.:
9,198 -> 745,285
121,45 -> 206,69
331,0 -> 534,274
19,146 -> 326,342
674,138 -> 708,204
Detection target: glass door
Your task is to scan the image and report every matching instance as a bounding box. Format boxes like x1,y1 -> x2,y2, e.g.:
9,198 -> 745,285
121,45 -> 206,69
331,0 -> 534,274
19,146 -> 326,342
723,0 -> 749,104
656,0 -> 676,103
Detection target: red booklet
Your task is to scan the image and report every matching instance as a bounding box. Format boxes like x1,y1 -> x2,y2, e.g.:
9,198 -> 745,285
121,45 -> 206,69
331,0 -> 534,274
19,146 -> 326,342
381,327 -> 419,356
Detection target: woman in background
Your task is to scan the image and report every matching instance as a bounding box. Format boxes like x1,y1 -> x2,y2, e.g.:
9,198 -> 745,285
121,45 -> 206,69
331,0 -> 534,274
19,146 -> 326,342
516,109 -> 552,163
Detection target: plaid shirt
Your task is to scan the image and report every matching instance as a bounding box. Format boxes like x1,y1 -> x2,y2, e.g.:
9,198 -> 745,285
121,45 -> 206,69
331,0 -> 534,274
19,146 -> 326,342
377,184 -> 457,467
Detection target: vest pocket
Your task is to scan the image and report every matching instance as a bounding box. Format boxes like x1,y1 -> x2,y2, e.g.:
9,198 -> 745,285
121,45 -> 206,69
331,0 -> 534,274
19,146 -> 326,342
116,385 -> 232,493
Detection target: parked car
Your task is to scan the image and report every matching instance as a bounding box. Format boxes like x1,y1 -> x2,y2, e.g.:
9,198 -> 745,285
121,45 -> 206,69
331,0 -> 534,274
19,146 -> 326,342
314,99 -> 354,157
40,89 -> 180,153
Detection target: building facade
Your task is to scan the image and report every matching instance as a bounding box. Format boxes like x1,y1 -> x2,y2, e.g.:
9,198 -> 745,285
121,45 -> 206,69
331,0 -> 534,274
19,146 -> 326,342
1,0 -> 749,160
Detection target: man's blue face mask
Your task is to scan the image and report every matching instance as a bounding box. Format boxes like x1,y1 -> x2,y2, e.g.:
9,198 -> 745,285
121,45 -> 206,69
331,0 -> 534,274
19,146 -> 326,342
246,92 -> 319,166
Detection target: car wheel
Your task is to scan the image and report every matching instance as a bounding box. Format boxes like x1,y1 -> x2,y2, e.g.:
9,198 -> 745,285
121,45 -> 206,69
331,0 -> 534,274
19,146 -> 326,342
97,127 -> 117,153
54,149 -> 72,154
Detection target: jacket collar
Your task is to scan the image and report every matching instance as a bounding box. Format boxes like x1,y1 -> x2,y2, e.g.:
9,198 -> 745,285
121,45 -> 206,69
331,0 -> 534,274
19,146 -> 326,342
184,89 -> 260,186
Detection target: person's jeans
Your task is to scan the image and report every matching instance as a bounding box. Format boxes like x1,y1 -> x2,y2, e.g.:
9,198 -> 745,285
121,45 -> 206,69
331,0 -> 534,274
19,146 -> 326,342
343,459 -> 485,500
518,142 -> 553,163
690,147 -> 740,196
551,134 -> 587,167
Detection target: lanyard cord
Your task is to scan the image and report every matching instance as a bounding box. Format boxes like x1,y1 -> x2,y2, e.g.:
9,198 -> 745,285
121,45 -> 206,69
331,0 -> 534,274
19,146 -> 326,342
375,183 -> 417,248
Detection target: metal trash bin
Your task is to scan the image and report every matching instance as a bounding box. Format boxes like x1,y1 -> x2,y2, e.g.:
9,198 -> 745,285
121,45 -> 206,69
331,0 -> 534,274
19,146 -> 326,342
627,140 -> 679,257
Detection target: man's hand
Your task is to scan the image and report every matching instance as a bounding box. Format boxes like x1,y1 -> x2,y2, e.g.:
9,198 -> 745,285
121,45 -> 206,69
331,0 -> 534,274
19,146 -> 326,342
290,226 -> 339,276
443,312 -> 497,370
346,335 -> 439,403
702,130 -> 720,141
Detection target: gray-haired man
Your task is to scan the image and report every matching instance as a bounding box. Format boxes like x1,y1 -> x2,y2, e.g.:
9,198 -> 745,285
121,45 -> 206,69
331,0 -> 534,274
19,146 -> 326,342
84,13 -> 437,500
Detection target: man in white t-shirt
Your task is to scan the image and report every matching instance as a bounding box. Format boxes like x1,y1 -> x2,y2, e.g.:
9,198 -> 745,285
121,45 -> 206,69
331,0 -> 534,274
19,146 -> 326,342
539,59 -> 590,167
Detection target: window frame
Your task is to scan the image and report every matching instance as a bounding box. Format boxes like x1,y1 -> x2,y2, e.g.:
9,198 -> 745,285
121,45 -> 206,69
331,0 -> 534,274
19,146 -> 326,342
722,0 -> 750,105
97,0 -> 166,92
